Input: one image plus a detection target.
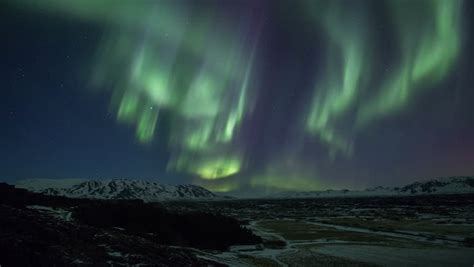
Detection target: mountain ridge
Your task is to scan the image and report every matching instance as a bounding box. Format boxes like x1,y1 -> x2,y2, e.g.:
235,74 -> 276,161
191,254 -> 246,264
16,176 -> 474,200
271,176 -> 474,198
17,179 -> 221,202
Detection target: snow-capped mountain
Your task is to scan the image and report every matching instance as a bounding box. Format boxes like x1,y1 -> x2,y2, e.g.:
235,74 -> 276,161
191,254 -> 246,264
395,176 -> 474,194
271,176 -> 474,198
17,179 -> 220,202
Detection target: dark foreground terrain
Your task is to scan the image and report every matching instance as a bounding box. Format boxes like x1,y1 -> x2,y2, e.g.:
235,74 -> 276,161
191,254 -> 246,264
1,182 -> 474,266
0,183 -> 259,266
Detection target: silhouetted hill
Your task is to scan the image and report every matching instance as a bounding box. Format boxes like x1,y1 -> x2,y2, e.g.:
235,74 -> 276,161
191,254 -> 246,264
0,183 -> 260,266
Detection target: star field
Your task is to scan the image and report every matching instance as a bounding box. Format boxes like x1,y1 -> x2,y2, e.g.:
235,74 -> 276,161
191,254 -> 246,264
1,0 -> 473,196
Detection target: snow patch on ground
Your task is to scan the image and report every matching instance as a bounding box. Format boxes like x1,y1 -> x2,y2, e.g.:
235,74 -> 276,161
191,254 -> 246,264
26,205 -> 73,221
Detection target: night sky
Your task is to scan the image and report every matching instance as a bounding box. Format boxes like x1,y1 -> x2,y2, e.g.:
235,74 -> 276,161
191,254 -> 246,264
1,0 -> 473,196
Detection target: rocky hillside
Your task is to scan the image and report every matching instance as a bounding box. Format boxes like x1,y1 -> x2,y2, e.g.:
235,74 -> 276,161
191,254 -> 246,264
17,179 -> 220,202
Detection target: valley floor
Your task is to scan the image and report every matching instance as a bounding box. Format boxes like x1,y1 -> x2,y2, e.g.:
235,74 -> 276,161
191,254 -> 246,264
167,194 -> 474,266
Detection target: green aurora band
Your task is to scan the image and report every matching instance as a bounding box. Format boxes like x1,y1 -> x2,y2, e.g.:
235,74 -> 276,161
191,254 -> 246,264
305,0 -> 463,157
18,0 -> 260,181
357,0 -> 462,126
13,0 -> 465,192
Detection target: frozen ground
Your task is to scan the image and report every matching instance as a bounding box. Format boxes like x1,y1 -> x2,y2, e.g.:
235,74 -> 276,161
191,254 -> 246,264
26,205 -> 73,221
314,245 -> 474,267
167,194 -> 474,266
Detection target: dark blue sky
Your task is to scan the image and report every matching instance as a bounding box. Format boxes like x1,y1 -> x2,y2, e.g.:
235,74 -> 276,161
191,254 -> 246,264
1,1 -> 473,193
0,6 -> 172,184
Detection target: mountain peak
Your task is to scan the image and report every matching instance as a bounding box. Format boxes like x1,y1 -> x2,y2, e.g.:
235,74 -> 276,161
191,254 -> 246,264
18,179 -> 220,202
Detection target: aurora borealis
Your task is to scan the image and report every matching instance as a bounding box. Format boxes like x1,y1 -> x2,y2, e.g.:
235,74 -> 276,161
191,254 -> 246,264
305,0 -> 463,157
2,0 -> 474,196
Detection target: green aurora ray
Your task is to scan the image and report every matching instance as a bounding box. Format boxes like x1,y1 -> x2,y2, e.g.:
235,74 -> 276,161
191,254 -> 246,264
305,0 -> 463,158
14,0 -> 260,181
